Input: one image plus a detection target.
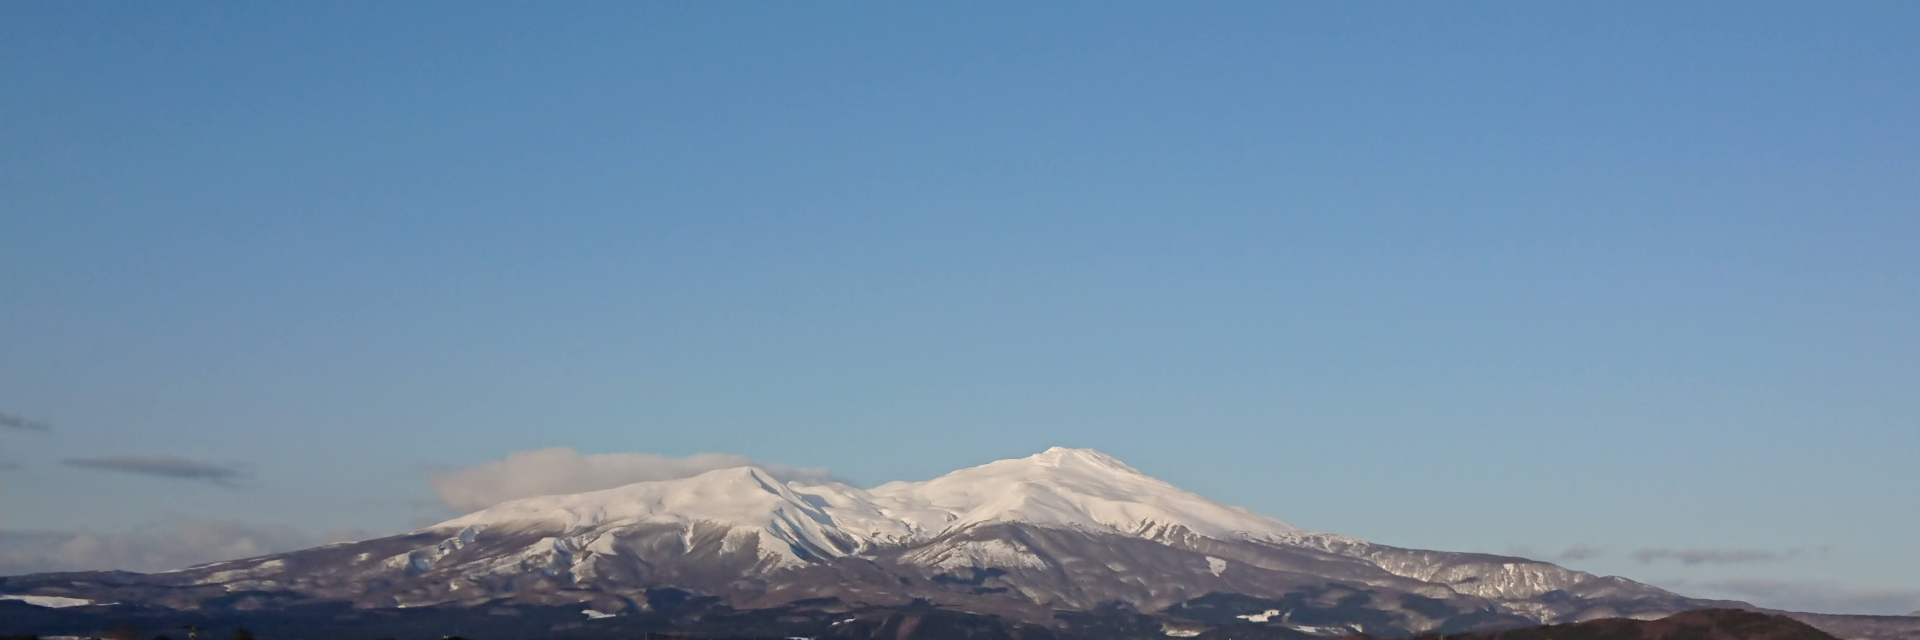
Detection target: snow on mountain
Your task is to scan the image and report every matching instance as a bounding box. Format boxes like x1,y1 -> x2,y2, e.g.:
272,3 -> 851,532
437,466 -> 915,566
435,447 -> 1322,564
415,447 -> 1703,612
0,595 -> 102,608
868,447 -> 1313,544
419,446 -> 1648,607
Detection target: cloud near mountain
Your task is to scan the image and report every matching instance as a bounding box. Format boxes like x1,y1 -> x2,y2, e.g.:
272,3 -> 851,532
427,447 -> 836,512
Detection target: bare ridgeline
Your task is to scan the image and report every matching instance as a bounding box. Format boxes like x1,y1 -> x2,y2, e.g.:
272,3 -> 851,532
4,449 -> 1917,640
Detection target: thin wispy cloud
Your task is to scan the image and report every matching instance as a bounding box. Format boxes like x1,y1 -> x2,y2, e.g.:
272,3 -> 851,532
1506,544 -> 1605,562
1673,578 -> 1920,616
1556,545 -> 1604,561
1632,547 -> 1802,565
0,412 -> 50,432
63,456 -> 251,487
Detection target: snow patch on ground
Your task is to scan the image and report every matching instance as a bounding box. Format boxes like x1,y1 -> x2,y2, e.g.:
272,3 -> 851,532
193,559 -> 288,585
1207,556 -> 1228,576
582,609 -> 614,619
1290,626 -> 1350,636
1,595 -> 100,608
1228,609 -> 1352,636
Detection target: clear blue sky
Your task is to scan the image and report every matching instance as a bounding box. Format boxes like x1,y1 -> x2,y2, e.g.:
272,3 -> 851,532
2,2 -> 1915,615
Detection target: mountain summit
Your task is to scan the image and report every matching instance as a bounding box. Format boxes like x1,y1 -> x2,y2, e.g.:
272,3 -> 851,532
869,447 -> 1310,544
0,448 -> 1769,636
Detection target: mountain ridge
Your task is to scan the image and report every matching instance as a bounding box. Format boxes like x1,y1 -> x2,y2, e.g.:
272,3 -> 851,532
437,447 -> 1322,551
5,447 -> 1908,640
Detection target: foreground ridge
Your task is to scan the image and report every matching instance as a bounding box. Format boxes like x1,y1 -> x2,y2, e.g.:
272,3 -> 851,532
0,602 -> 1896,640
1396,610 -> 1842,640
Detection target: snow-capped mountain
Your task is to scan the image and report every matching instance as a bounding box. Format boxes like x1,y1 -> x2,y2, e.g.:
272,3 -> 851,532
436,448 -> 1322,567
0,448 -> 1766,636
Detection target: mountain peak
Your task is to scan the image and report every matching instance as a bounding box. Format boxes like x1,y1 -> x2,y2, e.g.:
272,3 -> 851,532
1026,446 -> 1138,472
868,447 -> 1307,543
701,464 -> 781,486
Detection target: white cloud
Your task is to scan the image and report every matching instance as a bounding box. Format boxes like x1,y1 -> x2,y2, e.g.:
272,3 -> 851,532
427,447 -> 836,513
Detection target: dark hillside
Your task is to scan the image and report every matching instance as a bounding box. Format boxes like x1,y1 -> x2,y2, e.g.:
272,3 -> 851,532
1389,610 -> 1839,640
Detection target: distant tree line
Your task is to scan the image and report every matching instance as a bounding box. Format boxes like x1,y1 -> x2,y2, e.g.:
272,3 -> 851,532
0,627 -> 261,640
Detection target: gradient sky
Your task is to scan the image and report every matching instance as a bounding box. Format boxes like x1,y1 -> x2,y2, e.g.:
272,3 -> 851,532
2,2 -> 1916,615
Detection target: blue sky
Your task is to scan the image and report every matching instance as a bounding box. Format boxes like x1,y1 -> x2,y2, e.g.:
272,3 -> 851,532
1,2 -> 1915,615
